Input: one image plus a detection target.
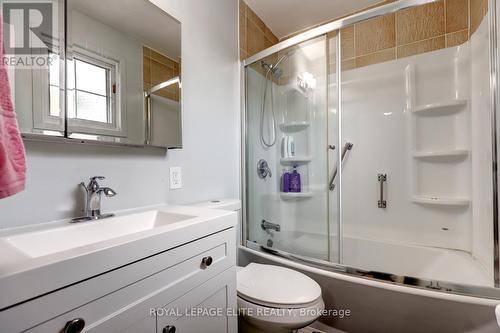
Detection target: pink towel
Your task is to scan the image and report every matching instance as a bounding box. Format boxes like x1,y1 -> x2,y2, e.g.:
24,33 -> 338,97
0,14 -> 26,199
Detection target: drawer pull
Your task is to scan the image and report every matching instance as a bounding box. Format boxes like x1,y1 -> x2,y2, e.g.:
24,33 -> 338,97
201,256 -> 213,268
64,318 -> 85,333
163,325 -> 176,333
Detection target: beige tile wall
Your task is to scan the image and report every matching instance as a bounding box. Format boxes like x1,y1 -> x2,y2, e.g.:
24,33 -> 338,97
143,46 -> 181,101
240,0 -> 279,60
336,0 -> 488,70
240,0 -> 488,69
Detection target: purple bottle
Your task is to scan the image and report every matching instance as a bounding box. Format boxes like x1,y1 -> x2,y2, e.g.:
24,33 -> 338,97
289,166 -> 301,193
282,169 -> 290,193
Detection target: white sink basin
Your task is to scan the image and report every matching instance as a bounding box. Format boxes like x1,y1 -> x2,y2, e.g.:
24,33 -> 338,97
5,210 -> 195,258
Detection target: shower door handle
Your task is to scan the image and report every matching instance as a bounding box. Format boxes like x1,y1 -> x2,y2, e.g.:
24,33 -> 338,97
329,142 -> 353,191
378,173 -> 387,208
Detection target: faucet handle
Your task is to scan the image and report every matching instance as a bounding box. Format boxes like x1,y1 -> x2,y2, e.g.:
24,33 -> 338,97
102,187 -> 117,197
87,176 -> 105,192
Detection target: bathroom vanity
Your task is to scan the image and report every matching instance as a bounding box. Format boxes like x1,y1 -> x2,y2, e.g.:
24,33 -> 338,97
0,206 -> 237,332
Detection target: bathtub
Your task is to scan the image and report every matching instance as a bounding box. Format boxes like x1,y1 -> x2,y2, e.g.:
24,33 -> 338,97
238,245 -> 500,333
271,231 -> 492,287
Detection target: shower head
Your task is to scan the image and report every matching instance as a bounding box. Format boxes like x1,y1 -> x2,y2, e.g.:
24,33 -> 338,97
270,66 -> 283,79
261,53 -> 289,80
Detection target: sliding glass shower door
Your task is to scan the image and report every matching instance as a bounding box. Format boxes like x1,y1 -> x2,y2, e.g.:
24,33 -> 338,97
245,35 -> 335,261
245,0 -> 497,292
336,1 -> 495,287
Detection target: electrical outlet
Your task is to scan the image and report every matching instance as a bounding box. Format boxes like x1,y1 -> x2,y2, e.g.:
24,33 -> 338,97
169,167 -> 182,189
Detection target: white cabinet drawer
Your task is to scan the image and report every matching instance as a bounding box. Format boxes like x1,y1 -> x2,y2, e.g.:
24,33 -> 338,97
3,228 -> 236,333
156,267 -> 237,333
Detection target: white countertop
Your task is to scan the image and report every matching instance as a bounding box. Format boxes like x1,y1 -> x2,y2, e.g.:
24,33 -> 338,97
0,204 -> 237,309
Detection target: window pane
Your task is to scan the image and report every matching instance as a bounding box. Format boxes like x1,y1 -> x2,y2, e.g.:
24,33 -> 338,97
49,85 -> 60,117
67,58 -> 75,90
67,89 -> 76,119
49,54 -> 59,86
76,91 -> 108,123
75,59 -> 107,95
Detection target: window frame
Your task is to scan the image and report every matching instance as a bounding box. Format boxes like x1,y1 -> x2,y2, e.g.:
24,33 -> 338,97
32,37 -> 65,132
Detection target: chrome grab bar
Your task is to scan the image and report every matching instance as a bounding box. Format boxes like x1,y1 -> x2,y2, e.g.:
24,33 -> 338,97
378,173 -> 387,208
329,142 -> 353,191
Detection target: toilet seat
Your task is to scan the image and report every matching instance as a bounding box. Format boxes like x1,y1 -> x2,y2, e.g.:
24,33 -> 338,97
237,263 -> 322,309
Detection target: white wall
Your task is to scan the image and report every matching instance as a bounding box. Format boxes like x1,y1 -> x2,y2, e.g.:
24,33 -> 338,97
340,46 -> 473,252
0,0 -> 240,229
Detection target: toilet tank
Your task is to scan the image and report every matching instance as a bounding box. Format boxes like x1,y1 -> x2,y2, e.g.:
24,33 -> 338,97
191,198 -> 242,246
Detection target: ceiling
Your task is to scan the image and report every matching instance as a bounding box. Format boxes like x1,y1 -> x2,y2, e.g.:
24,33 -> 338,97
71,0 -> 181,60
244,0 -> 383,39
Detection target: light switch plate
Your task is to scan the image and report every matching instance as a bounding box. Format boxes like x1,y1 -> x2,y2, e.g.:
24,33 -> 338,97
169,167 -> 182,189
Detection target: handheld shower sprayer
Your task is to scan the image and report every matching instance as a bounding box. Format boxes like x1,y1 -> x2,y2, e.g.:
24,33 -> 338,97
260,53 -> 289,148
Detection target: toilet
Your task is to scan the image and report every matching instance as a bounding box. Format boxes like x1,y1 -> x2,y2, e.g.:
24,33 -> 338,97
192,199 -> 325,333
237,263 -> 325,333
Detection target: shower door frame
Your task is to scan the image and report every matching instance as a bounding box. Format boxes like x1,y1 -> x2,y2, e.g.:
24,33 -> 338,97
241,0 -> 500,299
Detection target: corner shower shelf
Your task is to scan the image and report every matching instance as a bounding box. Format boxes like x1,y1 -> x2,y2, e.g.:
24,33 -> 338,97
412,149 -> 470,159
280,192 -> 313,200
279,122 -> 310,132
412,196 -> 470,206
280,156 -> 312,165
412,100 -> 468,115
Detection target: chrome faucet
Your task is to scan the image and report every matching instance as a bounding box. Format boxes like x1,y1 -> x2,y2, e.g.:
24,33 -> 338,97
72,176 -> 116,222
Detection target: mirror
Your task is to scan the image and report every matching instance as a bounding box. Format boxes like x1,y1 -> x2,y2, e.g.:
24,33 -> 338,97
4,0 -> 182,148
67,0 -> 182,148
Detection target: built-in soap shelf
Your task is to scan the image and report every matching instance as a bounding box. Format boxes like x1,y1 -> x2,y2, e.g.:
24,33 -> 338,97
412,195 -> 471,206
279,122 -> 310,132
279,79 -> 312,202
411,100 -> 467,115
280,156 -> 312,165
412,149 -> 470,159
280,192 -> 313,200
406,63 -> 471,210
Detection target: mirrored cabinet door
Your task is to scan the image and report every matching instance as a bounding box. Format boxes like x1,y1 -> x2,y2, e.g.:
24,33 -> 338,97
3,0 -> 65,137
3,0 -> 182,148
66,0 -> 182,147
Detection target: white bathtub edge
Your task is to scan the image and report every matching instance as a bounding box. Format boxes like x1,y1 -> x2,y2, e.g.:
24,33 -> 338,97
239,245 -> 500,307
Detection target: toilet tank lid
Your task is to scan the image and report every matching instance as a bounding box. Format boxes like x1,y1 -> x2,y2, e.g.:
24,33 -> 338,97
237,263 -> 322,307
191,198 -> 241,211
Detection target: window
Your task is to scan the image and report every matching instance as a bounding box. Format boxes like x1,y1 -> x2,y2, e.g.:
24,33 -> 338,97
69,55 -> 117,124
74,59 -> 111,123
67,49 -> 122,136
